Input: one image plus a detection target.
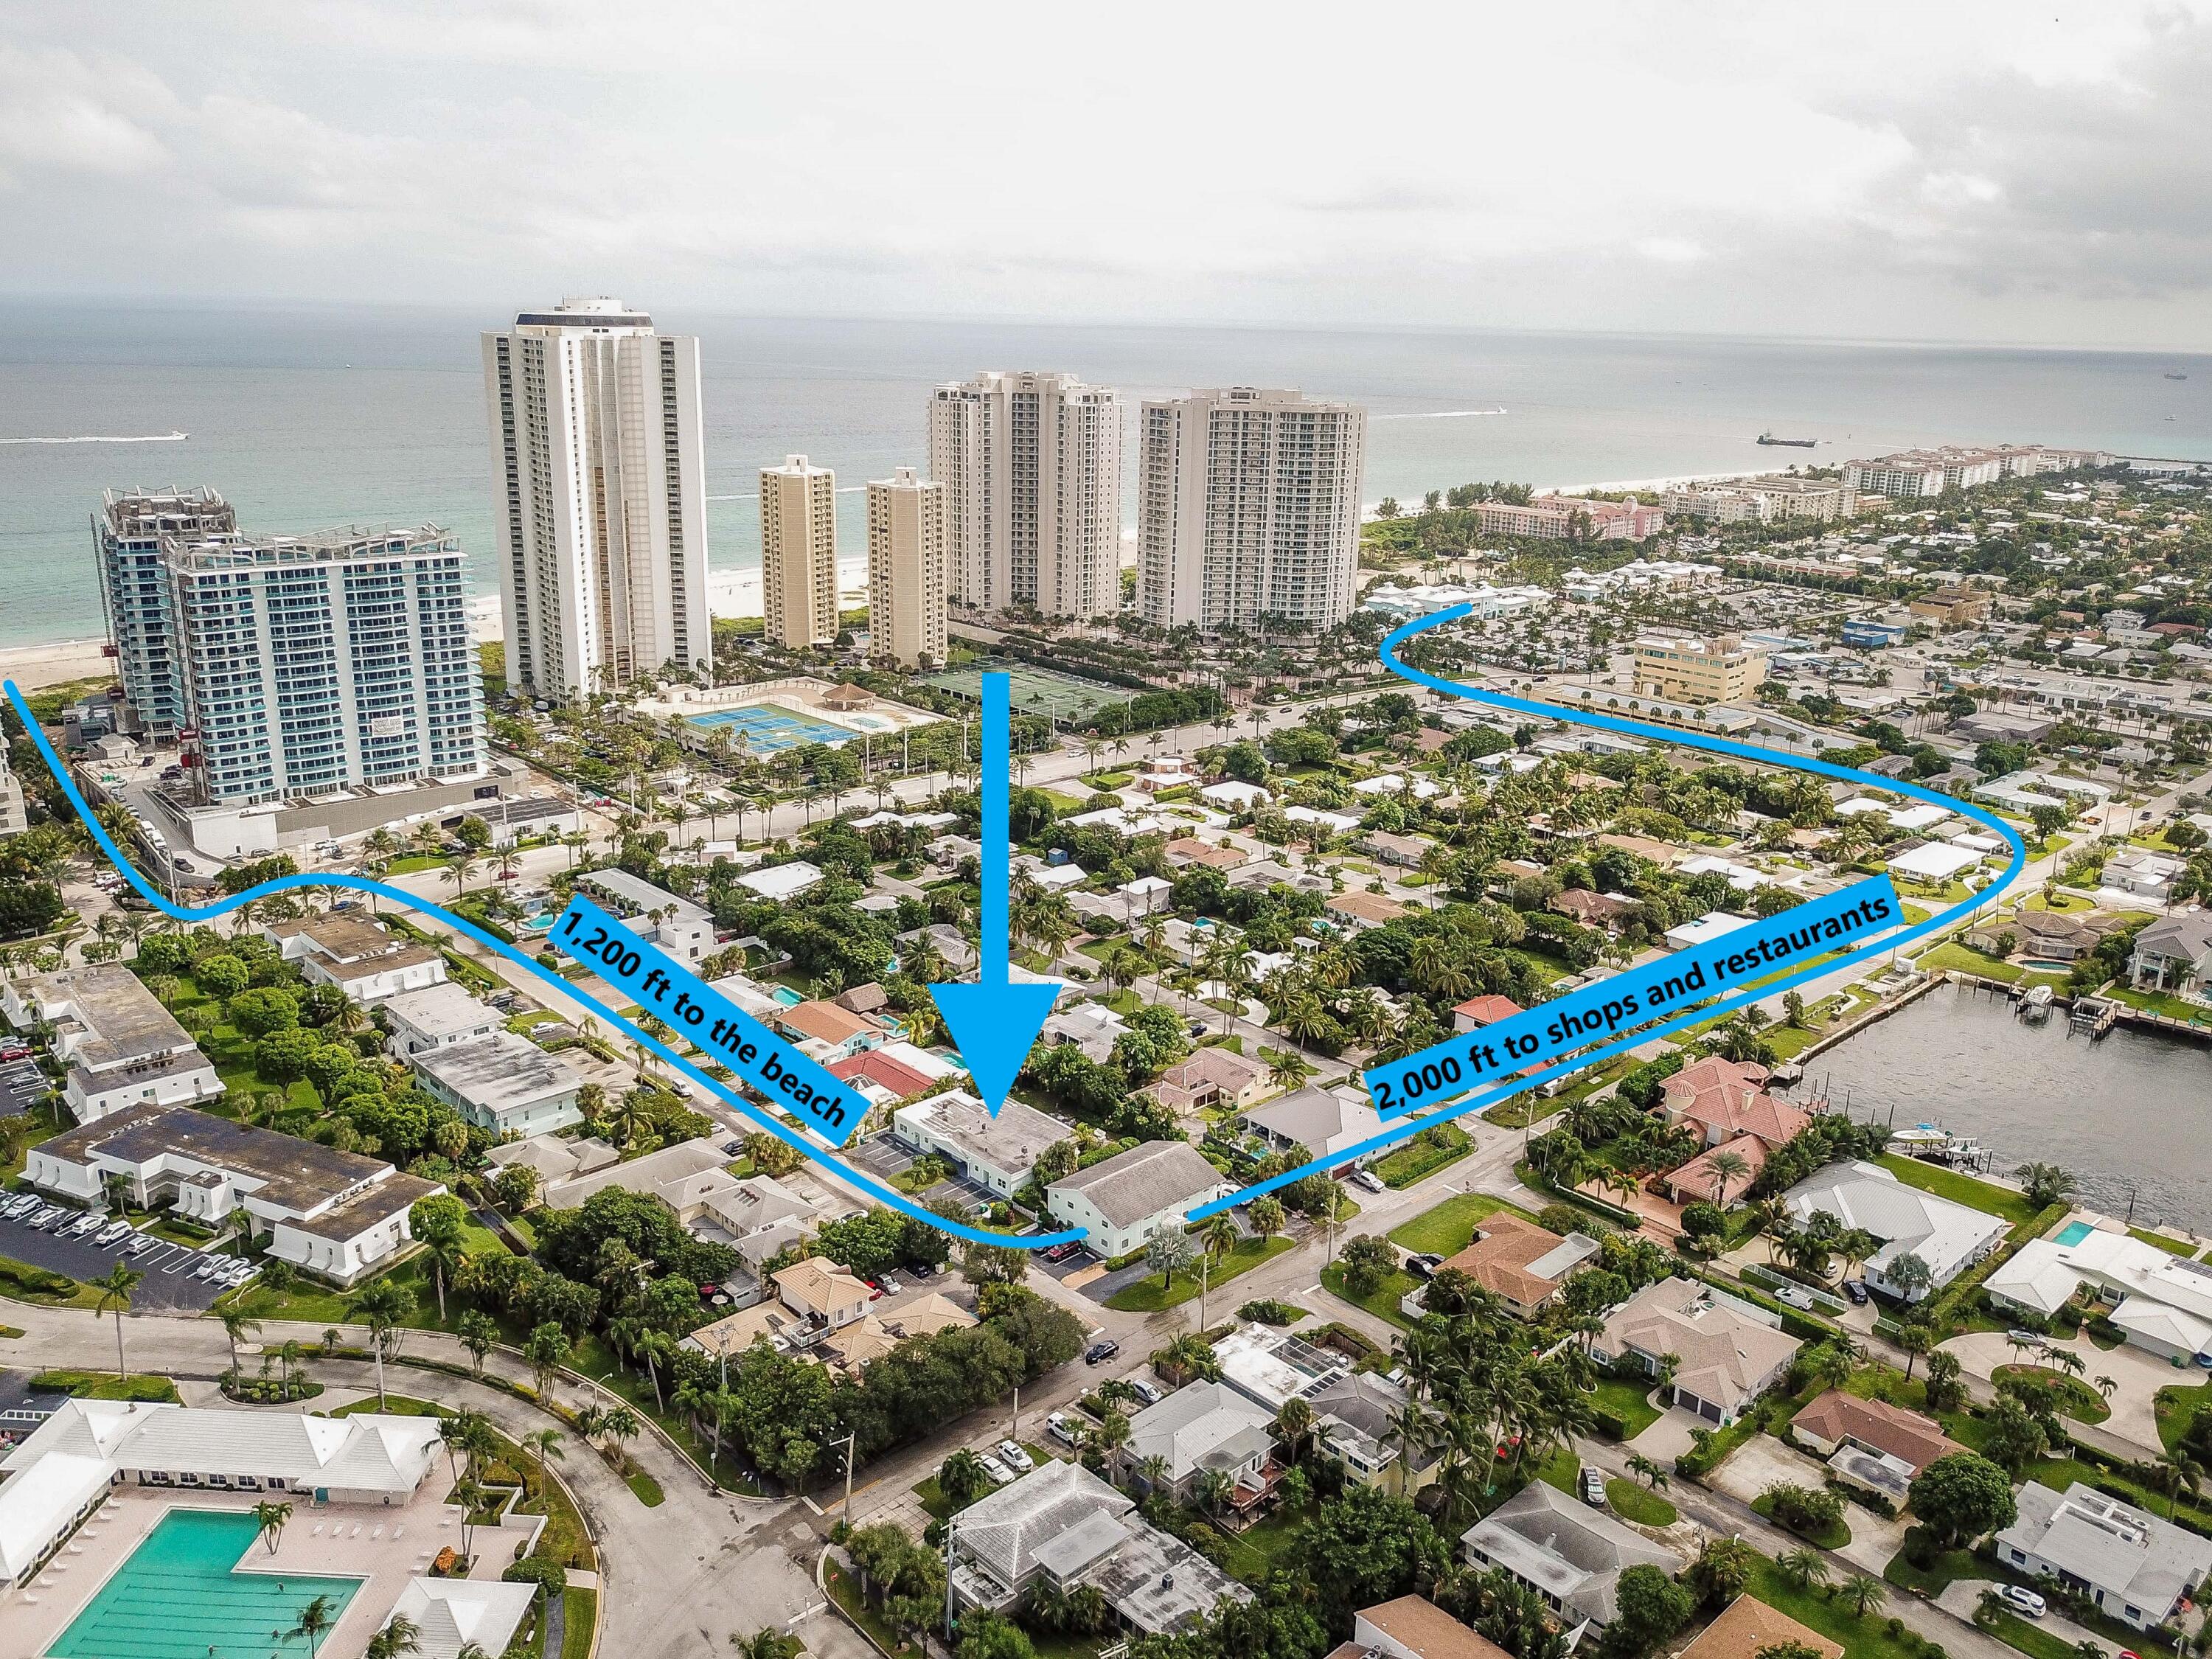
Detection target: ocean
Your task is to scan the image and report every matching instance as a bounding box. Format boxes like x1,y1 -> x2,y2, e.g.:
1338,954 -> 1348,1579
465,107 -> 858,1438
2,298 -> 2208,650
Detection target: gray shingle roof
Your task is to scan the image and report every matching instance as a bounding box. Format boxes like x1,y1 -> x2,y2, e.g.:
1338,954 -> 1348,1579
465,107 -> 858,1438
1046,1141 -> 1228,1229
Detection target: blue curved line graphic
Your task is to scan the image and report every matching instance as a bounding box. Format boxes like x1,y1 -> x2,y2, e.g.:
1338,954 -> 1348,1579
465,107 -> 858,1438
1,680 -> 1087,1252
1183,604 -> 2028,1220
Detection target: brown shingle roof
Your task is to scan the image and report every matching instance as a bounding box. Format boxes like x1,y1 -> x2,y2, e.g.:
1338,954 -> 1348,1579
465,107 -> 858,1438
1678,1596 -> 1843,1659
1792,1389 -> 1965,1475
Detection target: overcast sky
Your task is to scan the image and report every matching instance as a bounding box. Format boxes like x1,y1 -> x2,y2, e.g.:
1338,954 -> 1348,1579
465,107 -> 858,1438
5,0 -> 2211,348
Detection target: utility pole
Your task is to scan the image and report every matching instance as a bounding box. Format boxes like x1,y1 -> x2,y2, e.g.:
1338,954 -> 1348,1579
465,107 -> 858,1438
835,1429 -> 858,1517
1198,1253 -> 1211,1332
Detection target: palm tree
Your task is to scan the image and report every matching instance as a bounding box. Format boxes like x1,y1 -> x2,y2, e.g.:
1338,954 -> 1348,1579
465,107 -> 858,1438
1704,1149 -> 1753,1209
253,1498 -> 293,1556
1624,1453 -> 1668,1491
1200,1213 -> 1239,1264
522,1428 -> 566,1497
365,1614 -> 424,1659
1775,1548 -> 1830,1593
94,1260 -> 142,1380
728,1631 -> 790,1659
346,1277 -> 411,1409
1838,1574 -> 1888,1617
220,1305 -> 262,1378
290,1593 -> 341,1659
1273,1397 -> 1315,1462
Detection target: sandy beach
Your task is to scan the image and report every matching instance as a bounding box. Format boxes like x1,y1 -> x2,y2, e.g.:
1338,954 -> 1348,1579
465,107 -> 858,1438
465,559 -> 868,644
0,638 -> 113,693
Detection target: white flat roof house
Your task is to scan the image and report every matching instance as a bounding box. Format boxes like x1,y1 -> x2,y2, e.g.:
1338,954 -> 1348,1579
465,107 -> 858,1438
1045,1141 -> 1233,1260
891,1090 -> 1071,1197
1783,1159 -> 2006,1302
25,1101 -> 443,1286
734,860 -> 824,902
1,965 -> 222,1124
575,868 -> 718,966
261,914 -> 448,1004
0,1399 -> 444,1593
1997,1484 -> 2212,1632
1663,911 -> 1756,953
411,1030 -> 586,1138
380,981 -> 504,1060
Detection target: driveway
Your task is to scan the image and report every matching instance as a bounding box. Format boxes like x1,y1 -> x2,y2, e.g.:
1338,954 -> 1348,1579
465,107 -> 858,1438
1707,1429 -> 1826,1510
1626,1405 -> 1708,1464
1939,1328 -> 2176,1454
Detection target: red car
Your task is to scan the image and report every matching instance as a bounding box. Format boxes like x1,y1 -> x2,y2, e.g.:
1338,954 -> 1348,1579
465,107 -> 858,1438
0,1046 -> 30,1062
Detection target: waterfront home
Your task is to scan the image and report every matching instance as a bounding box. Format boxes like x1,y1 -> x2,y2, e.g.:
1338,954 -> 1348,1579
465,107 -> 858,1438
1044,1141 -> 1234,1259
1781,1160 -> 2006,1302
1,964 -> 223,1124
1988,1228 -> 2212,1364
1964,908 -> 2124,964
1660,1057 -> 1812,1152
1995,1484 -> 2212,1632
946,1458 -> 1248,1637
2129,914 -> 2212,998
1589,1276 -> 1801,1426
1432,1214 -> 1600,1318
1461,1482 -> 1684,1632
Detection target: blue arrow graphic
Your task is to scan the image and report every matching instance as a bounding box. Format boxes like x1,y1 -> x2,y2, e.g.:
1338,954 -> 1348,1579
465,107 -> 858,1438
930,672 -> 1060,1116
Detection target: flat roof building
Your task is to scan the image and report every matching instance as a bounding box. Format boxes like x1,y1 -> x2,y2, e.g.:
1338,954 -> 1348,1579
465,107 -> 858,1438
262,914 -> 448,1004
380,981 -> 505,1060
1,965 -> 222,1124
411,1031 -> 586,1138
891,1090 -> 1071,1197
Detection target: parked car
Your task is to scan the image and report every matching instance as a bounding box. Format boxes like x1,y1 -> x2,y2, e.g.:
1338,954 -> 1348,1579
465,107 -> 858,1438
1842,1280 -> 1871,1305
1127,1378 -> 1163,1405
1579,1466 -> 1607,1506
1405,1252 -> 1444,1281
1351,1169 -> 1388,1194
1772,1284 -> 1817,1311
0,1044 -> 32,1061
1041,1242 -> 1081,1264
1992,1586 -> 2046,1618
995,1440 -> 1034,1473
2006,1329 -> 2047,1350
978,1453 -> 1015,1484
1046,1412 -> 1079,1447
1085,1340 -> 1120,1366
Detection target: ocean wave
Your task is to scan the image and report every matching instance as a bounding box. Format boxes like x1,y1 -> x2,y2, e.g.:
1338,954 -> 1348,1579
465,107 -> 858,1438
1373,408 -> 1508,420
0,429 -> 189,445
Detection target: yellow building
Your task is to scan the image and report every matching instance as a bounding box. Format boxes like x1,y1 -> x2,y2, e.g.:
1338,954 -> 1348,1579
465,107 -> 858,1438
1632,633 -> 1768,704
866,467 -> 949,669
760,454 -> 840,649
1907,585 -> 1993,628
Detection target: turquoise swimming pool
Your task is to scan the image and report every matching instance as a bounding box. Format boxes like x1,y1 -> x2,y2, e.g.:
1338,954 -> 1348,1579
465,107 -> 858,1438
2054,1220 -> 2096,1247
50,1509 -> 363,1659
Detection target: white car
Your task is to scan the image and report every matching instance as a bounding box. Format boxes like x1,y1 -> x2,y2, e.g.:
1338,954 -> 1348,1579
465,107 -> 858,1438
94,1222 -> 133,1247
1772,1284 -> 1818,1312
978,1453 -> 1015,1484
995,1440 -> 1034,1473
63,1214 -> 103,1237
1046,1412 -> 1079,1447
1992,1585 -> 2046,1618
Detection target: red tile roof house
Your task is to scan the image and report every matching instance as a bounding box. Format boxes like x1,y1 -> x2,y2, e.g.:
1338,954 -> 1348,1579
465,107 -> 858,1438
1660,1057 -> 1813,1151
1149,1048 -> 1267,1113
1450,995 -> 1523,1034
1551,888 -> 1636,931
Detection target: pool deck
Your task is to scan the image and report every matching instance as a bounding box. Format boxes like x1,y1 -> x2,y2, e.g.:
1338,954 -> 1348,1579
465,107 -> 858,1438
0,1478 -> 543,1659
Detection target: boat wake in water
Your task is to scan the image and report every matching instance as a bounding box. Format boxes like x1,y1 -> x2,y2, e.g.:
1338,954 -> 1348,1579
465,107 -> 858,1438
1375,408 -> 1508,420
0,430 -> 189,445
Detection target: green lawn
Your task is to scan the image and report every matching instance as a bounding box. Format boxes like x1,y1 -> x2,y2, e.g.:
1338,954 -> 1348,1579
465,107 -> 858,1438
560,1588 -> 596,1659
2130,1228 -> 2199,1258
1592,1375 -> 1663,1439
1745,1562 -> 1916,1659
2108,985 -> 2212,1025
1319,1262 -> 1419,1330
1217,1499 -> 1310,1582
1751,1489 -> 1851,1549
1371,1124 -> 1473,1189
1876,1154 -> 2037,1228
1387,1192 -> 1539,1256
1606,1476 -> 1677,1526
2154,1376 -> 2212,1452
1913,942 -> 2025,983
1104,1236 -> 1294,1312
1980,1608 -> 2084,1659
625,1471 -> 664,1506
31,1368 -> 180,1402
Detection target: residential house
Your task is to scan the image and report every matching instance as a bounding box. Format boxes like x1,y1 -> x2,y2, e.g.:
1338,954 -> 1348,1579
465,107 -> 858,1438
1658,1057 -> 1814,1207
1676,1597 -> 1842,1659
260,914 -> 447,1004
775,998 -> 885,1060
1460,1481 -> 1685,1632
891,1090 -> 1071,1197
1165,838 -> 1249,872
1239,1088 -> 1383,1166
1150,1048 -> 1266,1114
1325,891 -> 1413,931
540,1136 -> 728,1211
1045,1141 -> 1234,1260
1360,831 -> 1432,869
1987,1228 -> 2212,1364
2103,849 -> 2185,902
1996,1484 -> 2212,1633
1552,890 -> 1635,931
1791,1389 -> 1966,1506
2129,914 -> 2212,998
945,1458 -> 1248,1638
1433,1214 -> 1601,1318
1309,1368 -> 1444,1496
411,1031 -> 585,1138
1120,1380 -> 1279,1507
1590,1276 -> 1801,1426
1326,1596 -> 1514,1659
1964,908 -> 2124,964
25,1101 -> 442,1285
380,982 -> 504,1060
2,964 -> 223,1124
1781,1160 -> 2007,1302
735,860 -> 824,902
1451,994 -> 1524,1034
573,868 -> 720,966
1043,1002 -> 1128,1065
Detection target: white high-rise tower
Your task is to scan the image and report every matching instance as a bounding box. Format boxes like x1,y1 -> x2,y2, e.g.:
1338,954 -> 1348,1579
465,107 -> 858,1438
481,297 -> 712,701
927,371 -> 1121,619
1138,387 -> 1366,633
759,454 -> 840,650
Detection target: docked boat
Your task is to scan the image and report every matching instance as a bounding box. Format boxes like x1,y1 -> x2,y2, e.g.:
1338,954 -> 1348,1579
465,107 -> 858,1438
1889,1124 -> 1985,1166
2017,984 -> 2054,1020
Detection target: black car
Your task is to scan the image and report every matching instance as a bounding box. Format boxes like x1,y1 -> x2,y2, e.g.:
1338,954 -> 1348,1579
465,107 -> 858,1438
1842,1279 -> 1871,1305
1405,1252 -> 1444,1281
1085,1340 -> 1121,1366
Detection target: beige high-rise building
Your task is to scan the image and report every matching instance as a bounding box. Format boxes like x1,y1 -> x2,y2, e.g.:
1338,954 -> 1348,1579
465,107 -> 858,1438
1632,633 -> 1769,704
1138,387 -> 1366,632
760,454 -> 841,650
480,297 -> 712,701
867,467 -> 948,671
927,370 -> 1121,619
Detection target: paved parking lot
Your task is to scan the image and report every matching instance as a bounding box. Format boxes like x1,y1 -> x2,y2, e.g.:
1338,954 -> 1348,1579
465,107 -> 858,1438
0,1060 -> 51,1117
0,1210 -> 234,1312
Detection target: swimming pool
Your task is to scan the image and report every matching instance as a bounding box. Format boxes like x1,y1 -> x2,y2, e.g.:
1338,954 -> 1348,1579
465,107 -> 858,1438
50,1509 -> 363,1659
2054,1220 -> 2096,1247
685,704 -> 855,751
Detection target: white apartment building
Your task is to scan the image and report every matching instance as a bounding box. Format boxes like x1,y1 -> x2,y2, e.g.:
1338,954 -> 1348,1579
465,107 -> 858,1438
928,370 -> 1121,619
866,467 -> 948,669
481,296 -> 713,700
0,750 -> 24,839
1138,387 -> 1366,632
91,487 -> 236,737
162,525 -> 485,806
760,454 -> 840,650
1,965 -> 222,1124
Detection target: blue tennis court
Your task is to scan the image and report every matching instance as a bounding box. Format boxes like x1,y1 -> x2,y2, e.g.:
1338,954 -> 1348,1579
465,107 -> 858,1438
686,704 -> 856,751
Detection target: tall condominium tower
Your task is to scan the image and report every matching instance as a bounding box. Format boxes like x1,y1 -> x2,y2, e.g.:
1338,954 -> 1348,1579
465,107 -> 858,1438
927,370 -> 1121,619
92,487 -> 238,737
759,455 -> 840,650
866,467 -> 948,671
480,297 -> 712,701
165,526 -> 485,804
1138,387 -> 1366,633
